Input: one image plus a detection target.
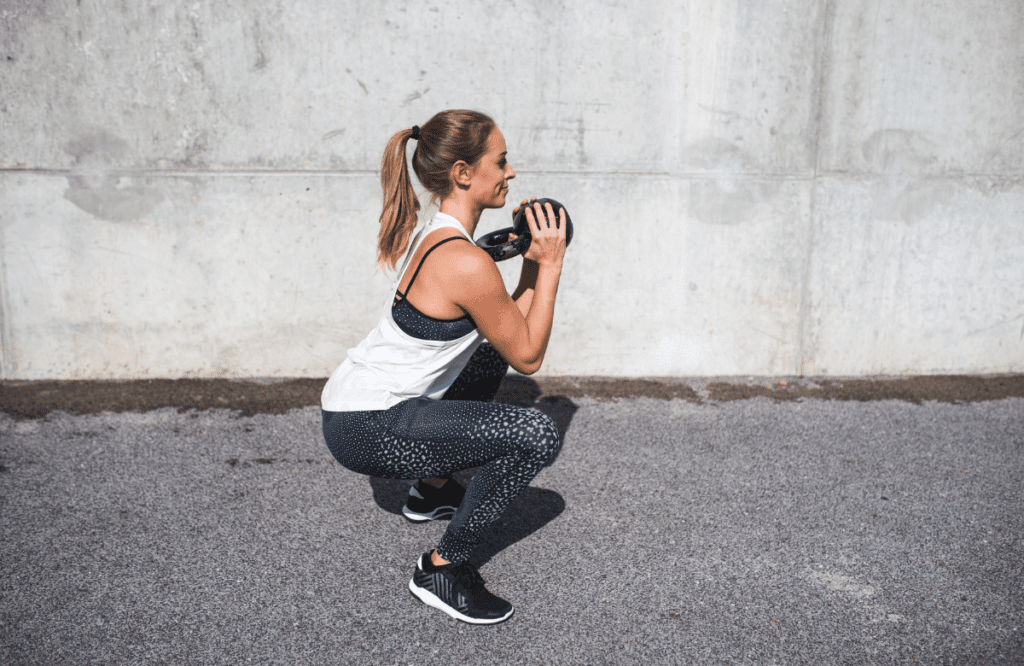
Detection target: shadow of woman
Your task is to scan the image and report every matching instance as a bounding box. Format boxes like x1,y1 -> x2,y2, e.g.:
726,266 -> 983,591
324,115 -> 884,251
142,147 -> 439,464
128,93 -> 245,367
464,485 -> 565,569
368,374 -> 578,565
368,477 -> 565,569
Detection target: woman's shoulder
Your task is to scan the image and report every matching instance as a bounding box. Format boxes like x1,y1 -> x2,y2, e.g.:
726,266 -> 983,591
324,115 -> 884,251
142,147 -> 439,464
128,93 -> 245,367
417,219 -> 475,250
403,226 -> 492,285
426,229 -> 491,273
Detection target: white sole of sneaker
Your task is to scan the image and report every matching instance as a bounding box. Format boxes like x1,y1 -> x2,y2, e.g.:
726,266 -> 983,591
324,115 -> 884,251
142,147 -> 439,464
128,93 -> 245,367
401,506 -> 456,522
408,578 -> 514,625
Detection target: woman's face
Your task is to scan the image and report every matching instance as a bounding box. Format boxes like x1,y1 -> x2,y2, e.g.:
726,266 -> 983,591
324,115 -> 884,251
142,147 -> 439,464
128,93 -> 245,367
468,128 -> 516,209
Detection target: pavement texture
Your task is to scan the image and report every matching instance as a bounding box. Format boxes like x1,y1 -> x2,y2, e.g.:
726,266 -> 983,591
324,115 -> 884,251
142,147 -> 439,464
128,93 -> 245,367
1,375 -> 1022,665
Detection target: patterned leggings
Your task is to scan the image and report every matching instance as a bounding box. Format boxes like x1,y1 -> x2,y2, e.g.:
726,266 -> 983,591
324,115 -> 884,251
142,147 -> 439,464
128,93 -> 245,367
321,343 -> 561,564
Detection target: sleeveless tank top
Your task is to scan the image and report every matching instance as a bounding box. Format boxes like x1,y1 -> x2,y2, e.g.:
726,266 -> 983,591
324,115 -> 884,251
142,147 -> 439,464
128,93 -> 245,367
320,213 -> 485,411
391,235 -> 476,341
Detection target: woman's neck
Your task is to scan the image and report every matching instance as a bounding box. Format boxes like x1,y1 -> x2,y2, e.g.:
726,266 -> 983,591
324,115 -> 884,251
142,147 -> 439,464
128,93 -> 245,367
439,195 -> 482,237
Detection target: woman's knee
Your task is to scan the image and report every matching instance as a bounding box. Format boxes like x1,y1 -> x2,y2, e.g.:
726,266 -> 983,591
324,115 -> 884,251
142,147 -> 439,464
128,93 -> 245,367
517,411 -> 561,466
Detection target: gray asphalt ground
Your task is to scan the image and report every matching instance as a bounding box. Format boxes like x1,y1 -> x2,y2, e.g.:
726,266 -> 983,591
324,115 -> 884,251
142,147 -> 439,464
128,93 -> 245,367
1,383 -> 1022,665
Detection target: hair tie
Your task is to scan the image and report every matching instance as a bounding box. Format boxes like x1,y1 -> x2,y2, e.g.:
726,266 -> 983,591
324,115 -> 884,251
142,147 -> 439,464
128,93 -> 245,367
410,125 -> 420,140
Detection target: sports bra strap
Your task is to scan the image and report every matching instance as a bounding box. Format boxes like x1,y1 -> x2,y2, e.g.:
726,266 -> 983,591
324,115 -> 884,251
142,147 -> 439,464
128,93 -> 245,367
395,235 -> 471,302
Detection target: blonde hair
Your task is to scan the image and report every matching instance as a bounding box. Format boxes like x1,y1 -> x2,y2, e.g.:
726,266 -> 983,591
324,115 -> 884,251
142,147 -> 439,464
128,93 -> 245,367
377,109 -> 496,270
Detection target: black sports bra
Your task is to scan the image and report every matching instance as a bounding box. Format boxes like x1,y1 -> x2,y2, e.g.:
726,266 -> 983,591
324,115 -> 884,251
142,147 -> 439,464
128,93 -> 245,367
391,236 -> 477,341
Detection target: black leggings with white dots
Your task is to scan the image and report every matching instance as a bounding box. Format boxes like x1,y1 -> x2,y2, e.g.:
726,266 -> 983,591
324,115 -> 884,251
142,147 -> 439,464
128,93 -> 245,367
321,343 -> 560,564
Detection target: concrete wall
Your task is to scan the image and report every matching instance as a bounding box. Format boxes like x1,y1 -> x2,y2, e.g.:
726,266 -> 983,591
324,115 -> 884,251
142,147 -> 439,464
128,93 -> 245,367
2,0 -> 1022,379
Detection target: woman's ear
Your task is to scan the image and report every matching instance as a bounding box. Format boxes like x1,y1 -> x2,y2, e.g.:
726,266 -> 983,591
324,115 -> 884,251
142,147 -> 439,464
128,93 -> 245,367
450,160 -> 473,190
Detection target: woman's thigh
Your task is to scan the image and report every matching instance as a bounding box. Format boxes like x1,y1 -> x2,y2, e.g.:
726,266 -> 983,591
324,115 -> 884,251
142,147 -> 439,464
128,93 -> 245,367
322,397 -> 558,480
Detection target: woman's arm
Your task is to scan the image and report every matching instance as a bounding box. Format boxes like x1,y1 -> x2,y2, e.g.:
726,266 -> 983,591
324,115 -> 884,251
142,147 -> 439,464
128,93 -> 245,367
453,202 -> 566,375
508,197 -> 547,317
511,259 -> 539,318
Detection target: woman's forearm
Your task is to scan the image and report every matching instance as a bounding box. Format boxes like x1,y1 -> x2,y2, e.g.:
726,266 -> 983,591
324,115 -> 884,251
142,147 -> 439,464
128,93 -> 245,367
521,261 -> 562,372
511,258 -> 539,318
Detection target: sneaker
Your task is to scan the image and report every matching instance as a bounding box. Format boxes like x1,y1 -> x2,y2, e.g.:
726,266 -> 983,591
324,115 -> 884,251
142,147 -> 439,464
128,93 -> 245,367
408,552 -> 514,625
402,480 -> 466,523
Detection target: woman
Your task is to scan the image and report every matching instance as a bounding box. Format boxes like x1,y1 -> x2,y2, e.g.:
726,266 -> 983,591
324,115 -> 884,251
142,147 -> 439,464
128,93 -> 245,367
321,109 -> 567,625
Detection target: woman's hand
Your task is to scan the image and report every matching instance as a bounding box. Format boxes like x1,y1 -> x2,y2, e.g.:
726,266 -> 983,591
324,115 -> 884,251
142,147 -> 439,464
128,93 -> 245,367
510,197 -> 537,223
519,199 -> 567,267
506,198 -> 535,257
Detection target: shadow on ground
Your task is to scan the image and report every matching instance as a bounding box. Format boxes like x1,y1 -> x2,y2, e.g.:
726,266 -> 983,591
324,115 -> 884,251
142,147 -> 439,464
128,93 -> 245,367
369,476 -> 565,569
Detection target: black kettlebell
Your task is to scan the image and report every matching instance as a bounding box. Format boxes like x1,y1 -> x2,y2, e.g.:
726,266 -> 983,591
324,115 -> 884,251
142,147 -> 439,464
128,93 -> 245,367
475,198 -> 574,261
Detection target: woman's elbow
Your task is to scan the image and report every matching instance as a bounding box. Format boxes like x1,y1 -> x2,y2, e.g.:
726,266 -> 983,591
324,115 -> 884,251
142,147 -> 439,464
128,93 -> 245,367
512,356 -> 543,376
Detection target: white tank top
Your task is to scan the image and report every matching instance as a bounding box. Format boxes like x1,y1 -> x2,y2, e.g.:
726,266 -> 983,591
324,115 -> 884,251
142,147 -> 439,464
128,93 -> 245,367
320,213 -> 485,411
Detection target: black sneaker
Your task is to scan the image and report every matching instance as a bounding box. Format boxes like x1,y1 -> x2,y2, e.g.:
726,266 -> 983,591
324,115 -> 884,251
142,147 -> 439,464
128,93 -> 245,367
408,552 -> 514,624
402,480 -> 466,523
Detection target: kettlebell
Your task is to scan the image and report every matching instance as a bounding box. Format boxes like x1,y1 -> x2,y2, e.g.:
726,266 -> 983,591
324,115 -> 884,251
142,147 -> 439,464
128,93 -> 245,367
475,198 -> 573,261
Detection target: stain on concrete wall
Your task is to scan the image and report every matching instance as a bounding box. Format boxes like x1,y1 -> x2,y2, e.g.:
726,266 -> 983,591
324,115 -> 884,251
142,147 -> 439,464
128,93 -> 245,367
862,129 -> 952,223
62,130 -> 164,223
685,138 -> 781,225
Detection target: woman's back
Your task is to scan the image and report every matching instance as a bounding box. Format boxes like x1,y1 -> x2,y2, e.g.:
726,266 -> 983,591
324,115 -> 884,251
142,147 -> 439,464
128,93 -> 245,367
320,213 -> 486,412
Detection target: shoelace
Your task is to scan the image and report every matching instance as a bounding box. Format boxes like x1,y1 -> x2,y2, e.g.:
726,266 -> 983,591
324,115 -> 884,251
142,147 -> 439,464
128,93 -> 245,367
448,563 -> 486,593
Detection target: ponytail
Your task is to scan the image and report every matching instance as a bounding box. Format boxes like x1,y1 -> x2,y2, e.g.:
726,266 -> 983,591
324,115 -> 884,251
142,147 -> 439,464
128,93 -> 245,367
377,128 -> 421,271
376,111 -> 496,270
